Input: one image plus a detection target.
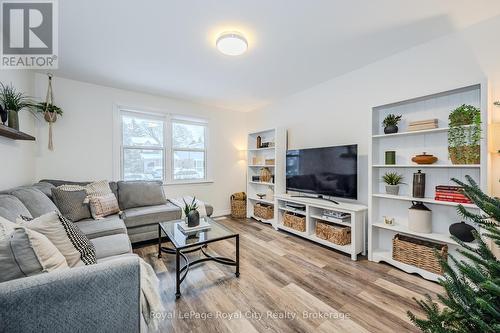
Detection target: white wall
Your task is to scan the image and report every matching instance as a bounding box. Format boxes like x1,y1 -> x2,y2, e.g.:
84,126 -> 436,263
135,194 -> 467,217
0,71 -> 37,188
247,15 -> 500,204
33,74 -> 247,215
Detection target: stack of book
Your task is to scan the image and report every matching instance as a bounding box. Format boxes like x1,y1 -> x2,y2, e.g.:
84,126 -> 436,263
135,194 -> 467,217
434,185 -> 472,204
407,119 -> 438,131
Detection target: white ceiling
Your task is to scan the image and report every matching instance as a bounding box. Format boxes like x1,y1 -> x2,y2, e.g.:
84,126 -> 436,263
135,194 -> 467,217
55,0 -> 500,112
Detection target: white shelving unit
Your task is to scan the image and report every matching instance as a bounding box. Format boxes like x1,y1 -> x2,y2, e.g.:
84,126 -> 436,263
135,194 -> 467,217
246,128 -> 287,225
275,194 -> 367,260
368,83 -> 490,282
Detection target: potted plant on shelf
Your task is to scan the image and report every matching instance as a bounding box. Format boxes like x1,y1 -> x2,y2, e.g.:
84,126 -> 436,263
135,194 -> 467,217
183,197 -> 200,227
382,172 -> 405,195
0,83 -> 33,130
448,104 -> 481,164
382,114 -> 402,134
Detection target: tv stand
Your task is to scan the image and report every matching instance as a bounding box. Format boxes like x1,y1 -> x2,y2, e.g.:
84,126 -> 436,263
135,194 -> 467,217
290,194 -> 339,205
274,194 -> 367,260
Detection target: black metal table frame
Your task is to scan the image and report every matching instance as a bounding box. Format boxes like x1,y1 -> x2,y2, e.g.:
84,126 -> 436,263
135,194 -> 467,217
158,224 -> 240,298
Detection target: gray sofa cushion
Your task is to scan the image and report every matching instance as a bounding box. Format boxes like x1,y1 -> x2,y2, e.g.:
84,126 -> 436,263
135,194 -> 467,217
51,188 -> 91,222
121,203 -> 181,228
31,182 -> 56,198
10,188 -> 58,218
0,195 -> 32,222
91,234 -> 132,259
76,215 -> 127,239
117,181 -> 166,210
97,252 -> 138,264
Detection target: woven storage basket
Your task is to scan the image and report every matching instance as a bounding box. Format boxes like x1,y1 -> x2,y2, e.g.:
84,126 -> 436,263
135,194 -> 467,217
392,234 -> 448,275
254,203 -> 273,220
315,221 -> 351,245
230,192 -> 247,219
283,212 -> 306,232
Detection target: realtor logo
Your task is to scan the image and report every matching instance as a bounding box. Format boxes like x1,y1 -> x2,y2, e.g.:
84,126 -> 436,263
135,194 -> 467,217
1,0 -> 58,69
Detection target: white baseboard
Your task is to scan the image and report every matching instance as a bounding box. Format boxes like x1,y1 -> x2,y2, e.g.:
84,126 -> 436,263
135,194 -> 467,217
212,209 -> 231,217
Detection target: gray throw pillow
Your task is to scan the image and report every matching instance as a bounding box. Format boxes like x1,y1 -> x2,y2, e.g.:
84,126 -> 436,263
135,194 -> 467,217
10,188 -> 59,218
0,194 -> 32,222
51,188 -> 92,222
31,182 -> 56,198
117,181 -> 166,210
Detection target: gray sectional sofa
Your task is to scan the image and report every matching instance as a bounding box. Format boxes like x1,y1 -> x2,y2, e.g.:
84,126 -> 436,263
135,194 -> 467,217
0,179 -> 213,332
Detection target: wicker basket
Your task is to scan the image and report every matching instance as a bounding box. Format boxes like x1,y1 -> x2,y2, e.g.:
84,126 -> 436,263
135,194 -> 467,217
392,234 -> 448,275
230,192 -> 246,219
254,203 -> 274,220
283,212 -> 306,232
315,221 -> 351,245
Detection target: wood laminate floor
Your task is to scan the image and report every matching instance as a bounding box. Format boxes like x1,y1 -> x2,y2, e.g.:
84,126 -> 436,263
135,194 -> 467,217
133,217 -> 443,333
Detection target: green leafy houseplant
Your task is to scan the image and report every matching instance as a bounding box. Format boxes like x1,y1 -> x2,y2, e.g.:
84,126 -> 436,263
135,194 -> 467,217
32,102 -> 63,122
0,83 -> 33,130
183,197 -> 200,227
408,175 -> 500,332
448,104 -> 481,164
383,114 -> 402,134
382,172 -> 404,195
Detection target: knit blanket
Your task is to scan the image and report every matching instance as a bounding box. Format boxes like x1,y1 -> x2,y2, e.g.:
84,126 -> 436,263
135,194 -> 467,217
169,196 -> 207,218
139,257 -> 164,331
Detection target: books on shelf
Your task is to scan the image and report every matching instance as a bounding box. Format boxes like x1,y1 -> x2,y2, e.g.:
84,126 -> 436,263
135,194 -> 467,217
407,119 -> 438,131
434,185 -> 472,204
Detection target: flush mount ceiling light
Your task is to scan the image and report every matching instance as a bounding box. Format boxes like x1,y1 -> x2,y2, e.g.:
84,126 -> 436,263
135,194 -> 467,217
216,31 -> 248,56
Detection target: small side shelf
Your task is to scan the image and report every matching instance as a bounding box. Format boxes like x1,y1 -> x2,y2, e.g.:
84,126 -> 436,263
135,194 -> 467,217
0,124 -> 35,141
372,193 -> 479,209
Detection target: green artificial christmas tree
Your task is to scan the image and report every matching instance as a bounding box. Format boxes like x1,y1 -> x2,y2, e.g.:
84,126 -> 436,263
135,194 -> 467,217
408,175 -> 500,333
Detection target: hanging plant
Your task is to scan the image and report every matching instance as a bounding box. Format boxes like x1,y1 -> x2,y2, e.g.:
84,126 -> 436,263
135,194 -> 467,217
39,74 -> 60,151
448,104 -> 481,164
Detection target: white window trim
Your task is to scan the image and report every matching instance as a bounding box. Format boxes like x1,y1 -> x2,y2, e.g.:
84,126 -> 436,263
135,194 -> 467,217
112,104 -> 212,185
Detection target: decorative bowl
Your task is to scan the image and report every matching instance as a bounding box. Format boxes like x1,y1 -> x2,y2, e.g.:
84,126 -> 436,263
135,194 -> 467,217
411,152 -> 437,164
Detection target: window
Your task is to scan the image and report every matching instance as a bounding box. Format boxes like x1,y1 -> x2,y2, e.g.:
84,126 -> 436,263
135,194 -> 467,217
172,121 -> 207,181
119,109 -> 208,183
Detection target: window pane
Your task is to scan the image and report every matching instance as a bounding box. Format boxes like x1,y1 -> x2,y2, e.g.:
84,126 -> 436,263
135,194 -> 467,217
122,115 -> 163,147
173,151 -> 205,180
123,149 -> 163,181
172,122 -> 205,149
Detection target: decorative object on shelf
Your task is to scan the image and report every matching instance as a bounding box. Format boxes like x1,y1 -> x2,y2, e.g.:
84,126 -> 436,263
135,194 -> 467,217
408,201 -> 432,233
392,234 -> 447,274
230,192 -> 246,219
259,167 -> 272,182
448,221 -> 476,243
412,170 -> 426,198
382,172 -> 404,195
256,135 -> 262,149
260,142 -> 270,148
411,152 -> 437,165
251,175 -> 260,182
256,193 -> 266,199
254,203 -> 273,220
434,185 -> 472,204
383,216 -> 395,225
0,82 -> 33,131
382,114 -> 402,134
252,156 -> 263,165
385,151 -> 396,165
407,119 -> 438,131
0,104 -> 6,125
265,158 -> 275,165
183,197 -> 200,227
316,221 -> 351,245
448,104 -> 481,164
408,175 -> 499,332
265,187 -> 274,201
283,212 -> 305,232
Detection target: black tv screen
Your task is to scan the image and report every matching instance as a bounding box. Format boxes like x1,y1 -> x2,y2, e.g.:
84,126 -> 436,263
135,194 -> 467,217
286,145 -> 358,200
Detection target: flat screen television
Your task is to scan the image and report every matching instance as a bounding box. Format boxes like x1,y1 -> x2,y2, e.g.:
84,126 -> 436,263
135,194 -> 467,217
286,145 -> 358,200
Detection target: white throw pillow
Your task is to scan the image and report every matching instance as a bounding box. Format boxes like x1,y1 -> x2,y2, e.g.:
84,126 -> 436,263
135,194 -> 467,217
0,216 -> 68,282
17,211 -> 96,267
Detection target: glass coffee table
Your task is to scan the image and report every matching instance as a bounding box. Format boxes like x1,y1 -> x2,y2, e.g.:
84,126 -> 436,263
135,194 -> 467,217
158,217 -> 240,298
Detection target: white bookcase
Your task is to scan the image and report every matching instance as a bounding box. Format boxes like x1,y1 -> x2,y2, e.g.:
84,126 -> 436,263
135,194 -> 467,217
368,83 -> 490,281
246,128 -> 287,225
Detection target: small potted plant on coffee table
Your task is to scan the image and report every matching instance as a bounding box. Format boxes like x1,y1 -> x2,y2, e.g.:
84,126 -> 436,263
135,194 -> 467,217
382,114 -> 402,134
183,197 -> 200,227
382,172 -> 405,196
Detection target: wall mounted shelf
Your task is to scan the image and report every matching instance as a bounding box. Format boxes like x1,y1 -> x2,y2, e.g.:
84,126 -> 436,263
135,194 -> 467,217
0,124 -> 35,141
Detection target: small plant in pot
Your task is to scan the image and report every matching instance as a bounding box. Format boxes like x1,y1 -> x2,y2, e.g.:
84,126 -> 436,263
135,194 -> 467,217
0,83 -> 33,130
183,197 -> 200,227
382,114 -> 402,134
448,104 -> 481,164
32,102 -> 63,122
382,172 -> 405,195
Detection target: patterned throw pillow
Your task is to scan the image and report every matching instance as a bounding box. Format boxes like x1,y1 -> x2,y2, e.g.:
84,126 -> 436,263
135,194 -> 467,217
17,211 -> 96,267
89,193 -> 120,219
51,188 -> 92,222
